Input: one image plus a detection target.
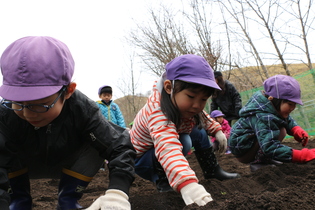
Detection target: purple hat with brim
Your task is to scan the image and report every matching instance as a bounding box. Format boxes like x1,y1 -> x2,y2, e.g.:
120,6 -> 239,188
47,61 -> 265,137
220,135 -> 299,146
98,85 -> 112,95
165,54 -> 221,90
264,75 -> 303,105
0,36 -> 74,101
210,110 -> 225,118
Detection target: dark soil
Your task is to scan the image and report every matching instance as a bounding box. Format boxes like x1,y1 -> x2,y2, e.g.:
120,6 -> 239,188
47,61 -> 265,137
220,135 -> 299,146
30,139 -> 315,210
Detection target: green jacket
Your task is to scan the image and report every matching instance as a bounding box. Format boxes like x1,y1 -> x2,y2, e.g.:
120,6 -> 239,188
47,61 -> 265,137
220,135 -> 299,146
229,91 -> 298,162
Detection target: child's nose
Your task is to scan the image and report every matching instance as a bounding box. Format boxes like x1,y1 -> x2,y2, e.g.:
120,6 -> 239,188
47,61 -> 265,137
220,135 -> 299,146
22,107 -> 38,118
192,101 -> 202,109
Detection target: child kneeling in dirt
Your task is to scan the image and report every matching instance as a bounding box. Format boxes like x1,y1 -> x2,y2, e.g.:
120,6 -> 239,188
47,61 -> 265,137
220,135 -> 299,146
210,110 -> 232,154
0,36 -> 136,210
130,54 -> 240,207
229,75 -> 315,172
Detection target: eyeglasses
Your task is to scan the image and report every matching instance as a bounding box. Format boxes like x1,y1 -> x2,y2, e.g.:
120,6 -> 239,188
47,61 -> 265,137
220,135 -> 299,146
1,88 -> 66,113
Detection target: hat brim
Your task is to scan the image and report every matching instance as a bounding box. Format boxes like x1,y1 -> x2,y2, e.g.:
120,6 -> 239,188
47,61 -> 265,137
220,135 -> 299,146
179,76 -> 221,90
0,85 -> 63,101
290,98 -> 303,106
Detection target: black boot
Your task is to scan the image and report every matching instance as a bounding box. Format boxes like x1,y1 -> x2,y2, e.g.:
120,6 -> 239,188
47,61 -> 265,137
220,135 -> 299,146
194,147 -> 240,181
56,169 -> 91,210
250,159 -> 283,172
154,162 -> 173,192
250,148 -> 283,172
8,171 -> 32,210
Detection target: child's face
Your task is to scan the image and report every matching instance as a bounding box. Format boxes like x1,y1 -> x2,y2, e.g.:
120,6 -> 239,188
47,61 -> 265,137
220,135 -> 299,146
278,101 -> 296,118
173,88 -> 209,119
215,116 -> 224,124
99,93 -> 112,103
13,92 -> 65,127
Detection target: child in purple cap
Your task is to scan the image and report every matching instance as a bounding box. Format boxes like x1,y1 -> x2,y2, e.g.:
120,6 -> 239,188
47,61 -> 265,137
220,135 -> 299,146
130,54 -> 240,207
210,110 -> 231,154
96,85 -> 126,128
0,36 -> 136,210
229,75 -> 315,172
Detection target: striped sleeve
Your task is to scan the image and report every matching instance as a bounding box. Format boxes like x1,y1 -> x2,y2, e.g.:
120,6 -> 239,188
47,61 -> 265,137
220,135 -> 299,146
203,111 -> 222,136
130,82 -> 198,191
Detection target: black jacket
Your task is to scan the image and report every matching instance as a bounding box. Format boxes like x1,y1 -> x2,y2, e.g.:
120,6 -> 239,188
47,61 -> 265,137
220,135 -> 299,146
0,90 -> 136,208
211,80 -> 242,122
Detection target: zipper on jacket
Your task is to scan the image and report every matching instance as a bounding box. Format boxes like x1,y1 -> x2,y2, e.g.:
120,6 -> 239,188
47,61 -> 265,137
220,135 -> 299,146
45,124 -> 52,165
46,124 -> 52,133
90,132 -> 96,141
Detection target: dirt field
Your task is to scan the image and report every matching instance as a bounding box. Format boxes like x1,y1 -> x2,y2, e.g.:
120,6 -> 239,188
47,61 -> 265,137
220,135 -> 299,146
30,139 -> 315,210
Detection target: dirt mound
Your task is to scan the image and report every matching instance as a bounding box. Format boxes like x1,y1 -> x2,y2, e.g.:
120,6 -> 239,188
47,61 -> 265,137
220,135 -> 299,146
30,140 -> 315,209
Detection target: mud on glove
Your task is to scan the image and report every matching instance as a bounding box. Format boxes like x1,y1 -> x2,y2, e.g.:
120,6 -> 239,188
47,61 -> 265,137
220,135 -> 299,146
292,148 -> 315,163
85,189 -> 130,210
180,183 -> 213,206
291,126 -> 309,146
214,130 -> 227,154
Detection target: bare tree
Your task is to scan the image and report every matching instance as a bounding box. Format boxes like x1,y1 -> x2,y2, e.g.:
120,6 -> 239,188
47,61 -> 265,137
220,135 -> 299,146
116,52 -> 148,126
280,0 -> 314,69
128,5 -> 195,76
216,0 -> 271,78
184,0 -> 222,69
245,0 -> 292,75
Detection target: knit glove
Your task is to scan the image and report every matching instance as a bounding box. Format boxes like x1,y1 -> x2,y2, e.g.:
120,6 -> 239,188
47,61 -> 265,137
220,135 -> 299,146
85,189 -> 130,210
291,126 -> 309,146
180,183 -> 213,206
292,149 -> 315,163
214,130 -> 227,154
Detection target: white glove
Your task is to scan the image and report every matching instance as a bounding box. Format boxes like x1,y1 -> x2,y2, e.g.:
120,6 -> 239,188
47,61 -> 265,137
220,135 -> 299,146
214,130 -> 227,154
85,189 -> 130,210
180,182 -> 213,206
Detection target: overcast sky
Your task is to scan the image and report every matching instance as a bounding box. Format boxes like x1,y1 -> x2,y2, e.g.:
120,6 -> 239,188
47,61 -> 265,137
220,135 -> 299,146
0,0 -> 166,100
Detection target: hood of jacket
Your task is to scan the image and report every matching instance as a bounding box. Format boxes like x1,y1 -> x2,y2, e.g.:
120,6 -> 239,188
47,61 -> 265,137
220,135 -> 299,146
239,90 -> 280,118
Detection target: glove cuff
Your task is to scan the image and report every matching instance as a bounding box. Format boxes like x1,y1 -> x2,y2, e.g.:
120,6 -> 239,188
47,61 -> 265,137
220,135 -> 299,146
291,126 -> 301,132
105,189 -> 129,200
292,149 -> 302,163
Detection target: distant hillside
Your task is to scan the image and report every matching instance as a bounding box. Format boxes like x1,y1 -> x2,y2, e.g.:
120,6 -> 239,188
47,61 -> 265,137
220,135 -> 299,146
225,63 -> 314,92
115,95 -> 148,128
115,63 -> 314,128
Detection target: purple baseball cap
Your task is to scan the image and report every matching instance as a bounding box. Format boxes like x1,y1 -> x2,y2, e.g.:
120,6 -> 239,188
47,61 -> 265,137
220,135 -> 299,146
98,85 -> 112,95
210,110 -> 225,118
0,36 -> 74,101
165,54 -> 221,90
263,75 -> 303,105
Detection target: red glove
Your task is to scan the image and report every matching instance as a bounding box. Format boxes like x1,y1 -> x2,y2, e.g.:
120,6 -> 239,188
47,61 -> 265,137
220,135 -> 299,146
292,149 -> 315,163
291,126 -> 309,146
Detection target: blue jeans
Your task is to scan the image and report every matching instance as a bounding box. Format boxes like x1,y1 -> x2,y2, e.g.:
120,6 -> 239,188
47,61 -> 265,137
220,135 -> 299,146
135,126 -> 211,182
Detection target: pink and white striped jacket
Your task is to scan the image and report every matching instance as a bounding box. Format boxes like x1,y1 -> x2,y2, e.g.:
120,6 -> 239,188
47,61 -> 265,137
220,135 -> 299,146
130,80 -> 222,191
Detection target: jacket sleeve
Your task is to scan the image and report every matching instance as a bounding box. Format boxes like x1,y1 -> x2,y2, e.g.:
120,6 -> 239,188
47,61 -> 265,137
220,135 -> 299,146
227,82 -> 242,117
210,98 -> 218,112
84,101 -> 136,196
0,124 -> 13,209
114,105 -> 126,128
203,111 -> 222,136
286,115 -> 299,135
0,167 -> 10,209
252,115 -> 293,162
223,119 -> 231,139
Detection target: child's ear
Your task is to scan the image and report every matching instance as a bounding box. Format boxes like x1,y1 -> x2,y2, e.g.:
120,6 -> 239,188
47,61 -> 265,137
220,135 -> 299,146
164,80 -> 172,94
65,82 -> 77,99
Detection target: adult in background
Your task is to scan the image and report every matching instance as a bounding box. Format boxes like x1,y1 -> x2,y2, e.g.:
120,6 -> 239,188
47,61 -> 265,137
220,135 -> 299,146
211,71 -> 242,126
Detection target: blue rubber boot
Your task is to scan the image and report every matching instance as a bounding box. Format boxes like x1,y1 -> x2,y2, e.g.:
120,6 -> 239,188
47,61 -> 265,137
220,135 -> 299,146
56,169 -> 92,210
8,170 -> 32,210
